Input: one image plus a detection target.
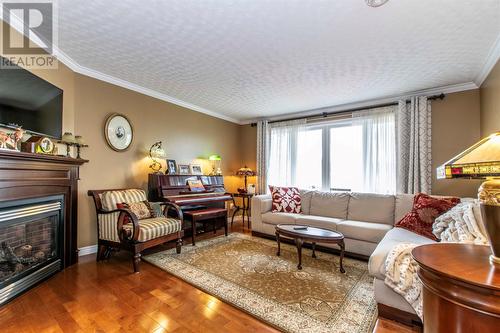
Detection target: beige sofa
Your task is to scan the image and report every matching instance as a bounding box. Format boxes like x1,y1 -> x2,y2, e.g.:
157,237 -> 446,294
251,190 -> 453,323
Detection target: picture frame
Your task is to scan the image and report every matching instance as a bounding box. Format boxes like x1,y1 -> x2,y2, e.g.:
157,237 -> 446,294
189,164 -> 203,175
178,164 -> 190,175
166,159 -> 177,174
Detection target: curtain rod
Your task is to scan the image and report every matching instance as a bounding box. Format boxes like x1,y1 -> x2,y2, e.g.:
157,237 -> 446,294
250,93 -> 445,127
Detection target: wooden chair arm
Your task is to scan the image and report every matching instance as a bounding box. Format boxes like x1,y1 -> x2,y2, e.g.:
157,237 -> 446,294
116,208 -> 140,242
160,202 -> 183,221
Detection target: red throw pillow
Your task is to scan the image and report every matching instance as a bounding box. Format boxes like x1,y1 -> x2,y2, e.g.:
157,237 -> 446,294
269,186 -> 302,214
116,201 -> 154,224
395,193 -> 460,240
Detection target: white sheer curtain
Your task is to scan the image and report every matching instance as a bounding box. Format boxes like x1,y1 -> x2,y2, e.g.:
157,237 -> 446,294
267,119 -> 307,188
353,106 -> 396,194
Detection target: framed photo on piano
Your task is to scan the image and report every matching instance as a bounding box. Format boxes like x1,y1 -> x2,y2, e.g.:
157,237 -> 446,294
166,159 -> 177,174
178,164 -> 190,175
190,164 -> 203,175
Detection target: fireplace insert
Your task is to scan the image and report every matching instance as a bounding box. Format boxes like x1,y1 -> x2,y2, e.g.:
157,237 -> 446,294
0,195 -> 64,305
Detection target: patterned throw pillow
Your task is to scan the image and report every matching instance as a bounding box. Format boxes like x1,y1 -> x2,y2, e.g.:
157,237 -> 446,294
116,201 -> 154,222
395,193 -> 460,240
270,186 -> 302,214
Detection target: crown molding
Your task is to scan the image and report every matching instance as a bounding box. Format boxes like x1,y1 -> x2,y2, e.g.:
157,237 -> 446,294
54,48 -> 241,124
475,33 -> 500,86
240,81 -> 479,124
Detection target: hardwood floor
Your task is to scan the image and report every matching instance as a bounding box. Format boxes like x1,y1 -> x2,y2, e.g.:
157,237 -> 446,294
0,223 -> 414,333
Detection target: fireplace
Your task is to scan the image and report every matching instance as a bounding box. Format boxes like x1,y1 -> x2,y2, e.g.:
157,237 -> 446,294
0,150 -> 87,305
0,195 -> 64,305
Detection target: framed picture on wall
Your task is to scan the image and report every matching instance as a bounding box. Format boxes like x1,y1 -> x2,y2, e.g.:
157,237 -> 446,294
178,164 -> 190,175
190,164 -> 203,175
166,159 -> 177,174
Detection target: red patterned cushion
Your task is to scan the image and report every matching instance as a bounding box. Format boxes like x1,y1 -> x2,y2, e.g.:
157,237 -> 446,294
270,186 -> 302,214
395,193 -> 460,240
116,201 -> 154,224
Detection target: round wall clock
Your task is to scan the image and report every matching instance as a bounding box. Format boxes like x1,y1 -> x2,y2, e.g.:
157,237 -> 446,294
104,113 -> 133,151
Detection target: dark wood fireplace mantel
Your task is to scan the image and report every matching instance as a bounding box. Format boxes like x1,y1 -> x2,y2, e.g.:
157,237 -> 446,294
0,150 -> 88,267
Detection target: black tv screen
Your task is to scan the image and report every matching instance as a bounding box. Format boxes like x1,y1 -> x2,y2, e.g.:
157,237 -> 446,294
0,57 -> 63,139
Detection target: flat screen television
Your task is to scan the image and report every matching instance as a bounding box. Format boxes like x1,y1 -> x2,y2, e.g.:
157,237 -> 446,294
0,57 -> 63,139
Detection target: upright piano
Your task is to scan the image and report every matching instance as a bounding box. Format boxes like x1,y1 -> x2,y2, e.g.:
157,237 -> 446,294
148,174 -> 232,210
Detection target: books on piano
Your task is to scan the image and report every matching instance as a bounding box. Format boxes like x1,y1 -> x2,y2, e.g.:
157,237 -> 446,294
187,179 -> 206,192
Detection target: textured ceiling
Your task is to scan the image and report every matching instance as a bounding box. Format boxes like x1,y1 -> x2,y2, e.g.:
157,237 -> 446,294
54,0 -> 500,123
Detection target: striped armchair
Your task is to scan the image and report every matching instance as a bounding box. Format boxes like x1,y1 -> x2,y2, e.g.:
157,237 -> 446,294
88,188 -> 184,272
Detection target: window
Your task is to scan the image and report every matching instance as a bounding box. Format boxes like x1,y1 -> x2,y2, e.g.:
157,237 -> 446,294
296,129 -> 322,190
267,107 -> 396,194
330,124 -> 363,191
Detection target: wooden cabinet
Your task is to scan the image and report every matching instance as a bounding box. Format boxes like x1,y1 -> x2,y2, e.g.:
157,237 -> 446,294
412,244 -> 500,333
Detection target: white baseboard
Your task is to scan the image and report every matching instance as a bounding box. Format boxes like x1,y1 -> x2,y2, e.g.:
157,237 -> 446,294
78,244 -> 98,256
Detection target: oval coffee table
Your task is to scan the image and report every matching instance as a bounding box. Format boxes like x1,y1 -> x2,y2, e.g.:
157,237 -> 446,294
275,224 -> 345,273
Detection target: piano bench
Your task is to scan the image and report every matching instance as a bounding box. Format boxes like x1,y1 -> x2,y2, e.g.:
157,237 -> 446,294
184,208 -> 228,246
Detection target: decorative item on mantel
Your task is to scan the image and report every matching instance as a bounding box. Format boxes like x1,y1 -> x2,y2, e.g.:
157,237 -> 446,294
208,154 -> 222,176
61,132 -> 76,157
21,135 -> 57,155
437,132 -> 500,266
236,166 -> 256,193
74,135 -> 88,159
0,127 -> 25,151
148,141 -> 166,174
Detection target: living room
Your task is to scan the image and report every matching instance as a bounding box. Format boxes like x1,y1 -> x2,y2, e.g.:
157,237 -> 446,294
0,1 -> 499,332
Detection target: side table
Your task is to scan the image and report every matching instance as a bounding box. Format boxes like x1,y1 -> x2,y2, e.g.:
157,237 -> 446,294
412,243 -> 500,333
230,192 -> 254,228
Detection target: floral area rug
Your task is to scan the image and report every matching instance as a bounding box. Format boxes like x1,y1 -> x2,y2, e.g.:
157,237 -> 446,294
144,233 -> 377,333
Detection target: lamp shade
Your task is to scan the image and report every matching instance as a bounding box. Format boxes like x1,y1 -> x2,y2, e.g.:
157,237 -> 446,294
236,166 -> 256,176
209,154 -> 221,161
437,132 -> 500,179
61,132 -> 76,144
149,141 -> 166,159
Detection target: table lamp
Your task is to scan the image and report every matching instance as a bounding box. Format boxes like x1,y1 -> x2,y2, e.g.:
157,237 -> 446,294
149,141 -> 166,174
437,132 -> 500,265
236,166 -> 256,193
209,154 -> 222,175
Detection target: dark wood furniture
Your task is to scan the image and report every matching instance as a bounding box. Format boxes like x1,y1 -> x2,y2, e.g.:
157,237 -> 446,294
275,224 -> 345,272
0,150 -> 87,267
87,189 -> 184,273
148,174 -> 232,239
412,243 -> 500,333
184,208 -> 228,245
148,174 -> 231,205
231,192 -> 254,228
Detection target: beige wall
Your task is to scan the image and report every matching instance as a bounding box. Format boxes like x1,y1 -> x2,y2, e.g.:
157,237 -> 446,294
480,59 -> 500,136
240,90 -> 483,198
20,62 -> 242,248
74,75 -> 241,247
431,90 -> 482,197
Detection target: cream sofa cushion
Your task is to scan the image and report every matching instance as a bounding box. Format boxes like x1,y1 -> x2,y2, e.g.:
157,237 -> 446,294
368,227 -> 435,280
310,192 -> 350,219
262,212 -> 300,225
299,189 -> 315,215
347,192 -> 395,225
295,215 -> 343,231
394,194 -> 415,224
337,220 -> 392,243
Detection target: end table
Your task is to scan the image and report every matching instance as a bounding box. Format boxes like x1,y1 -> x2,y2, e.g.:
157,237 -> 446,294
412,243 -> 500,333
230,192 -> 254,228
